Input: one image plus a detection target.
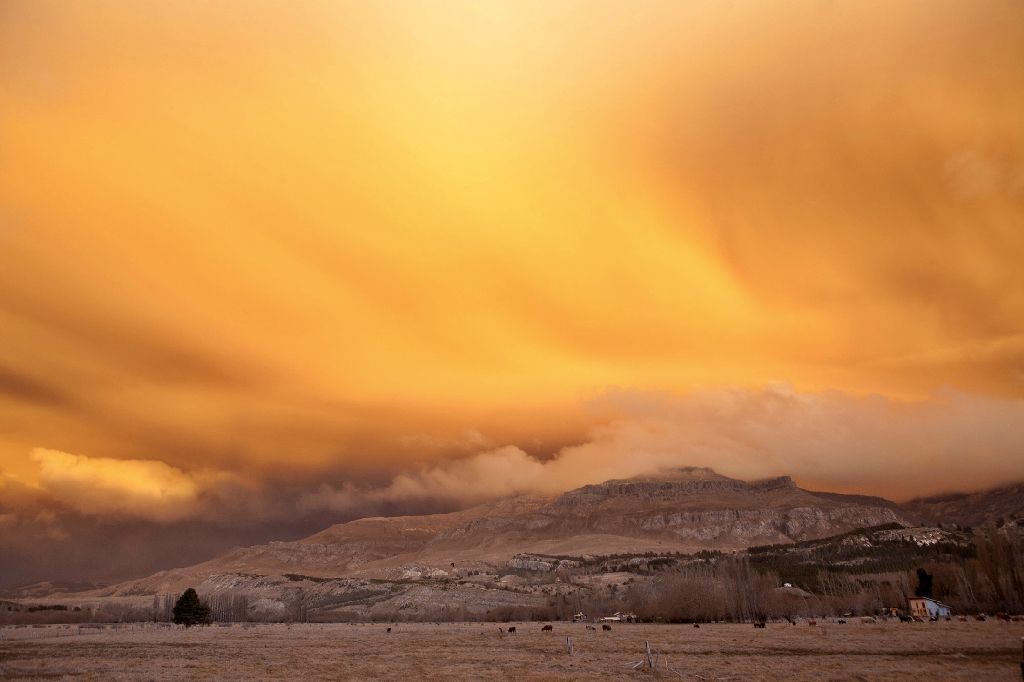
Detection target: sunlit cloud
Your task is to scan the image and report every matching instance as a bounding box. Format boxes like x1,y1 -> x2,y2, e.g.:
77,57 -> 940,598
29,448 -> 226,522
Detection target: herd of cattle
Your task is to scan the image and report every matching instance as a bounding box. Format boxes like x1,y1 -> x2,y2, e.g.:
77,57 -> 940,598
487,613 -> 1023,634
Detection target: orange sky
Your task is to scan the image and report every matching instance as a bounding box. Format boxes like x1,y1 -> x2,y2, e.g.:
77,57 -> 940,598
1,0 -> 1023,542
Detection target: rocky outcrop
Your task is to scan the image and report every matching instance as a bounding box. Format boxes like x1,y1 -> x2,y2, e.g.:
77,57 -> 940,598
506,554 -> 582,572
550,471 -> 800,509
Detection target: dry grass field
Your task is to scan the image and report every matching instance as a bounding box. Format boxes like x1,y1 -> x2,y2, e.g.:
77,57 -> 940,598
2,620 -> 1022,680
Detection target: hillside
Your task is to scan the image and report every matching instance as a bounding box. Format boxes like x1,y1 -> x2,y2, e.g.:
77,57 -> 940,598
78,467 -> 907,599
8,468 -> 1024,622
900,481 -> 1024,527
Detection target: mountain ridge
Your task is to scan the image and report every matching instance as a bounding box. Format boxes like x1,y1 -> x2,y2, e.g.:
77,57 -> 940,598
75,467 -> 912,597
11,470 -> 1023,599
6,469 -> 1022,621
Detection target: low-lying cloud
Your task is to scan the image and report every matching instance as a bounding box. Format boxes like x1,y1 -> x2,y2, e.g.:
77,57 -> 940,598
300,386 -> 1024,512
19,387 -> 1024,526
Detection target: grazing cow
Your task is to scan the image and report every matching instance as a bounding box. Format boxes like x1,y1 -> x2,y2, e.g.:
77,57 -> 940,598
508,626 -> 516,634
753,621 -> 766,629
785,616 -> 797,626
541,624 -> 553,631
693,623 -> 700,629
808,620 -> 817,627
586,625 -> 596,631
996,613 -> 1011,622
836,619 -> 847,625
602,624 -> 612,631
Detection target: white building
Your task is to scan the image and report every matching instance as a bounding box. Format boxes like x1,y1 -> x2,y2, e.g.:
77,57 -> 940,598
598,611 -> 636,623
908,597 -> 952,619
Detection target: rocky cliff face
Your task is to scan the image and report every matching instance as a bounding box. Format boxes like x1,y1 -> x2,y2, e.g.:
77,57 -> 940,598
628,506 -> 904,543
550,470 -> 800,508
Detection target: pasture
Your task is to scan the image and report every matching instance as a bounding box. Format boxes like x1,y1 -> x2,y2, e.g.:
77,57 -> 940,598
1,620 -> 1022,680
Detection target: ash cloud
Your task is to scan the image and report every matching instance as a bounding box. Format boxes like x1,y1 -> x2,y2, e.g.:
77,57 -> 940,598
2,1 -> 1023,590
300,386 -> 1024,511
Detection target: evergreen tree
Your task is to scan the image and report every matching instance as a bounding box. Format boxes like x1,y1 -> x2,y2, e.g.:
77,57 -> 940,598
172,588 -> 212,627
914,568 -> 934,599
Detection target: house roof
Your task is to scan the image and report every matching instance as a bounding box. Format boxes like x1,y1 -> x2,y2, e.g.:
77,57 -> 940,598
909,597 -> 952,609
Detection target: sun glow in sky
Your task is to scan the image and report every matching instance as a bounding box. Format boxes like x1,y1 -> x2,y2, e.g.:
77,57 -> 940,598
1,1 -> 1023,582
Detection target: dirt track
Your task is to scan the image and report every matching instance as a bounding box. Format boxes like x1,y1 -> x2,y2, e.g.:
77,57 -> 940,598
2,620 -> 1022,680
